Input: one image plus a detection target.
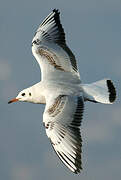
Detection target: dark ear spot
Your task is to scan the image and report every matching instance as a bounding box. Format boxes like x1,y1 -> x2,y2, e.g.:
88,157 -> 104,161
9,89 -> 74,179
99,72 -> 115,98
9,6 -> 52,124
22,93 -> 25,96
29,92 -> 31,96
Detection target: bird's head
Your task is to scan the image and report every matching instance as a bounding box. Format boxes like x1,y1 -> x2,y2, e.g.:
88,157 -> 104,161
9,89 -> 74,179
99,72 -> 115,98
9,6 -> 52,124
8,88 -> 32,104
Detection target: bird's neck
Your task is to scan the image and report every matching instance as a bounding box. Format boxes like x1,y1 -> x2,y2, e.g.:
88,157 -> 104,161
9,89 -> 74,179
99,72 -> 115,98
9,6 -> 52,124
29,82 -> 46,104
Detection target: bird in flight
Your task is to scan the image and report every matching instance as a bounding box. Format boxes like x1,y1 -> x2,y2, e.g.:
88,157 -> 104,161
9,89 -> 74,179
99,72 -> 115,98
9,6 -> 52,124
8,9 -> 116,174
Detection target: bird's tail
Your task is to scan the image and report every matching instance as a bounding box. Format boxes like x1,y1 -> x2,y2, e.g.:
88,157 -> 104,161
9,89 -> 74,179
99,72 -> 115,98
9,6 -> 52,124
82,79 -> 116,104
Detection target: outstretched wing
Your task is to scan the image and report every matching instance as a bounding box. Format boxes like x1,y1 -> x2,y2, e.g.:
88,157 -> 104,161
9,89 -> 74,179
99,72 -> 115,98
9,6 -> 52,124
43,95 -> 84,173
32,9 -> 80,81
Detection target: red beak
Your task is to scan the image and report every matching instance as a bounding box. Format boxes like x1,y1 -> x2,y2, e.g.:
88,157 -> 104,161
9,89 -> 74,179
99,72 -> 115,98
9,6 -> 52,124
8,98 -> 19,104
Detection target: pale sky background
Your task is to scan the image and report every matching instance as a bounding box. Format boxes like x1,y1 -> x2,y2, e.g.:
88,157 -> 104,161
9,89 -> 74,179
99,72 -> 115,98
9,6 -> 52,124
0,0 -> 121,180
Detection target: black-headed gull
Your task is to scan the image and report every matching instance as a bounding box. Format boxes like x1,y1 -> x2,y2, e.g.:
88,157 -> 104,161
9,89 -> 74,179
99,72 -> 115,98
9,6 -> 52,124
8,9 -> 116,174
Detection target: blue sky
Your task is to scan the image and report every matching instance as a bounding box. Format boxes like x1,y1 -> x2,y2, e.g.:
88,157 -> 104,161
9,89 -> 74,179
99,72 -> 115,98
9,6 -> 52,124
0,0 -> 121,180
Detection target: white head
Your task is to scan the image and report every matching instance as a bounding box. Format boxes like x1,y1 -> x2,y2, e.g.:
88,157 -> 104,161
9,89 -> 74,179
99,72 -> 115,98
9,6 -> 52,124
8,88 -> 33,104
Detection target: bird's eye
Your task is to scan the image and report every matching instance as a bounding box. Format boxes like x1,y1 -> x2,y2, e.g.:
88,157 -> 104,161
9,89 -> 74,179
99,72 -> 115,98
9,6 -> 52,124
29,92 -> 31,96
21,93 -> 25,96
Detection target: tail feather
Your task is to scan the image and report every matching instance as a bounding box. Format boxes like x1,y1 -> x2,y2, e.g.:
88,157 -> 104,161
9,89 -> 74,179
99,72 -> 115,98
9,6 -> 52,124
107,80 -> 116,103
82,79 -> 116,104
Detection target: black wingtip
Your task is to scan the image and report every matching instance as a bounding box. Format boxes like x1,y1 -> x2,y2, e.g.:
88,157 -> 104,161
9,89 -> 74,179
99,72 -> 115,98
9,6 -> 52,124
53,9 -> 60,14
74,169 -> 81,174
52,9 -> 65,45
107,80 -> 116,103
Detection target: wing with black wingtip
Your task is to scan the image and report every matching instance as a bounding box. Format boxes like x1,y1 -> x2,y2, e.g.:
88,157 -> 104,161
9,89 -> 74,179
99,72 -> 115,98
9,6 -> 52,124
32,9 -> 80,81
43,95 -> 84,173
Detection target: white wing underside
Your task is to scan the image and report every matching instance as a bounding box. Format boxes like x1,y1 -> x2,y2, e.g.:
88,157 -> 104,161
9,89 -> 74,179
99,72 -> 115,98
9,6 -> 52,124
43,94 -> 84,173
32,9 -> 80,82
